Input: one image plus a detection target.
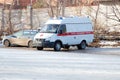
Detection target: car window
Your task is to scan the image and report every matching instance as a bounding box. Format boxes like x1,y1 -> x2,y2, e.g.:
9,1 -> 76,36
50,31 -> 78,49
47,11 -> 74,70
13,31 -> 23,36
58,24 -> 66,33
30,31 -> 37,35
23,31 -> 30,35
23,31 -> 37,35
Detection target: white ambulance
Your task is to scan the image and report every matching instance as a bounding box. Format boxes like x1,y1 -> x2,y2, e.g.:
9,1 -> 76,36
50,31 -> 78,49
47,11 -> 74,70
33,16 -> 94,51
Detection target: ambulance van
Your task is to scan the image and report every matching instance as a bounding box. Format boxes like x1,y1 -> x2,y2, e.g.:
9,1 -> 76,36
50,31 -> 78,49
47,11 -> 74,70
33,16 -> 94,51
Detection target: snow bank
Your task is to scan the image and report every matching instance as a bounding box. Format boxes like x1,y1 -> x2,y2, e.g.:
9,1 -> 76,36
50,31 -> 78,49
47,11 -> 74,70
99,41 -> 118,46
98,40 -> 120,48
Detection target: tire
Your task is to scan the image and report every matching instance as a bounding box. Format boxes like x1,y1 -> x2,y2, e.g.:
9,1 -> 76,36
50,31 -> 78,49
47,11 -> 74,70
37,47 -> 43,50
28,41 -> 33,48
54,42 -> 61,51
77,41 -> 86,50
4,40 -> 11,47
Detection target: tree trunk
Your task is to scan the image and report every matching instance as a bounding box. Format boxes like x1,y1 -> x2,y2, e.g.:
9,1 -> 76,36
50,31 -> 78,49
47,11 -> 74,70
94,3 -> 100,39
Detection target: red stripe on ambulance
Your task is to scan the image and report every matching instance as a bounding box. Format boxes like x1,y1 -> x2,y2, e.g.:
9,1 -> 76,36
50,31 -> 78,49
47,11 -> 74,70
57,31 -> 93,36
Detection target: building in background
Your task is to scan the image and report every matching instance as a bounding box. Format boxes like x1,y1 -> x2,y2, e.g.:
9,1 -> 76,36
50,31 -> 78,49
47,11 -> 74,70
0,0 -> 37,9
0,0 -> 118,9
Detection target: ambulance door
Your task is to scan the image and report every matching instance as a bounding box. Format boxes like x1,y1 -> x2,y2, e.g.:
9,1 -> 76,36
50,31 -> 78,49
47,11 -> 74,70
57,24 -> 71,45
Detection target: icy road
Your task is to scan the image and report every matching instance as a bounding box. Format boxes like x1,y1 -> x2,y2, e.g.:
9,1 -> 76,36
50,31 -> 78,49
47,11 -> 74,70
0,47 -> 120,80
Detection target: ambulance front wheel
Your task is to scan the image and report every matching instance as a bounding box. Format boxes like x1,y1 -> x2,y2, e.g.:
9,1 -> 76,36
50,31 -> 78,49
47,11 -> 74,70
54,41 -> 61,51
77,41 -> 86,49
37,47 -> 43,50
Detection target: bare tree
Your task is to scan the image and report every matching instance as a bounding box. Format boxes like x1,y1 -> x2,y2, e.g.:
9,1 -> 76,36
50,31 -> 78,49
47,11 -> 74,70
94,1 -> 100,30
8,2 -> 13,34
45,0 -> 66,18
2,0 -> 23,34
111,0 -> 120,22
3,0 -> 15,34
96,0 -> 120,27
94,2 -> 100,39
0,4 -> 5,36
0,0 -> 6,37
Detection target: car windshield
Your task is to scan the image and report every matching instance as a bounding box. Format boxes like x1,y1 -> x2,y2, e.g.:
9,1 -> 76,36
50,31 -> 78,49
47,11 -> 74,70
40,24 -> 60,33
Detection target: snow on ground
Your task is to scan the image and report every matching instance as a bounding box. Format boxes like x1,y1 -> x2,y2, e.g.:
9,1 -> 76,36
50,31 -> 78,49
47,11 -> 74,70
99,41 -> 118,45
1,46 -> 120,80
98,40 -> 120,48
90,40 -> 120,48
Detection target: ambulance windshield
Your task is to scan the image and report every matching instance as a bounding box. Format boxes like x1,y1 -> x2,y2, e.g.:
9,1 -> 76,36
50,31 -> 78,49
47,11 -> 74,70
40,24 -> 59,33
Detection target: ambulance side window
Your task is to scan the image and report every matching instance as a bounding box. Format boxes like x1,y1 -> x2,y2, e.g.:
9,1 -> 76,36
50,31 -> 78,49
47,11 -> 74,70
58,24 -> 66,34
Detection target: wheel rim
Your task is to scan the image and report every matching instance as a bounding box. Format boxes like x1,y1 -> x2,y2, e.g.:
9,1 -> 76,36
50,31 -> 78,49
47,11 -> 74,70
28,41 -> 33,48
4,40 -> 10,47
55,42 -> 61,51
81,41 -> 86,49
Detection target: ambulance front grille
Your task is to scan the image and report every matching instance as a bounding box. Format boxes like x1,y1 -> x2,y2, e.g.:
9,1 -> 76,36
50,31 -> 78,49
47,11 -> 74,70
35,39 -> 45,42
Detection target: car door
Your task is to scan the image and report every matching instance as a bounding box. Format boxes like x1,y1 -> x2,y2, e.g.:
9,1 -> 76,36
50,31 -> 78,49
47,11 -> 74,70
19,30 -> 37,46
10,31 -> 23,45
58,24 -> 77,45
18,31 -> 31,46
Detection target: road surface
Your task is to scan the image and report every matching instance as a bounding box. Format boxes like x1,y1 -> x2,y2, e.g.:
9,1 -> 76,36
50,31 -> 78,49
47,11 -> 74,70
0,47 -> 120,80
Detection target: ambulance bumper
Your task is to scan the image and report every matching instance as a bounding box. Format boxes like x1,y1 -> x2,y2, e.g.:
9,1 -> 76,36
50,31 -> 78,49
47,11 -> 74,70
33,40 -> 55,48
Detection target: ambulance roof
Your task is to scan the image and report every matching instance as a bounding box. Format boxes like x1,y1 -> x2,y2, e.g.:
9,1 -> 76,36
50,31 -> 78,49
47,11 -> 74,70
46,16 -> 91,24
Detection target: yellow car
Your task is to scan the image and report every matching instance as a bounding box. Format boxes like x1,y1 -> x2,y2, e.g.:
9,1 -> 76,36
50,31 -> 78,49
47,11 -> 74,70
2,30 -> 37,48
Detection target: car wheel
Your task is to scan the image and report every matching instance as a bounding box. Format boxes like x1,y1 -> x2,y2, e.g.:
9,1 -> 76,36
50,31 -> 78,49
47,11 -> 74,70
28,41 -> 33,48
4,40 -> 11,47
77,41 -> 86,49
54,42 -> 61,51
37,47 -> 43,50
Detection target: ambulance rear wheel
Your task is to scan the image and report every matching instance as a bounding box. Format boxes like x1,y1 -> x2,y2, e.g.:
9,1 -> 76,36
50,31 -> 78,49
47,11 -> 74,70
37,47 -> 43,50
54,42 -> 61,51
77,41 -> 86,49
